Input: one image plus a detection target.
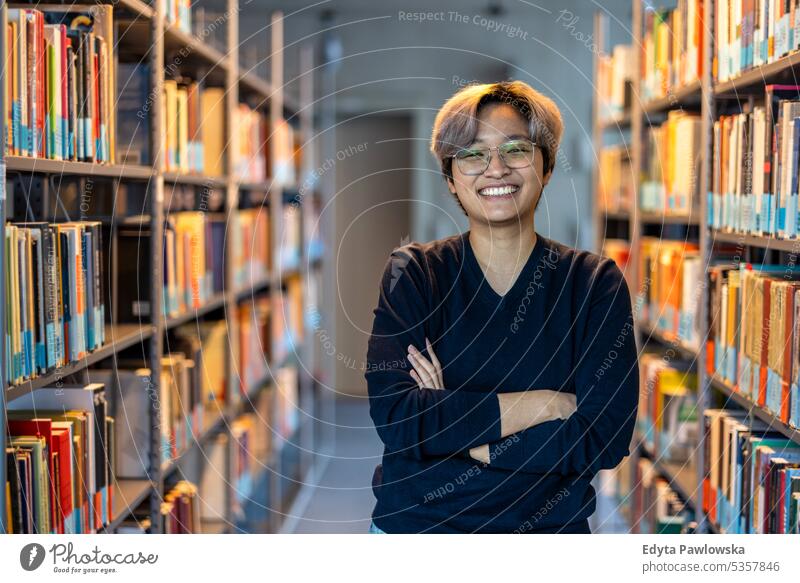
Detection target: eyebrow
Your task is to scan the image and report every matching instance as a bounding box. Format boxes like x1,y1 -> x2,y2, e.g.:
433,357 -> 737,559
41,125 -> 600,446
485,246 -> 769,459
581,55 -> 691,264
472,133 -> 529,143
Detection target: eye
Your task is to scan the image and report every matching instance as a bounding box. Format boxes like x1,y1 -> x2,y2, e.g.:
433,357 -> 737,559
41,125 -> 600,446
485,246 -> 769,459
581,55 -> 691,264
457,149 -> 485,159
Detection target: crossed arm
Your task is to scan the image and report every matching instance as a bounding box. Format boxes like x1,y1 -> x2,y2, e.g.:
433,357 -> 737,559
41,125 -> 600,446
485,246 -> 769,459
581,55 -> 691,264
406,339 -> 576,463
366,249 -> 637,474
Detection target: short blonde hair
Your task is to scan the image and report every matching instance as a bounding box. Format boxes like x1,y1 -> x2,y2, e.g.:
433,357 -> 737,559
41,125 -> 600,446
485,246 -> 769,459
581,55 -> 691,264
430,80 -> 564,182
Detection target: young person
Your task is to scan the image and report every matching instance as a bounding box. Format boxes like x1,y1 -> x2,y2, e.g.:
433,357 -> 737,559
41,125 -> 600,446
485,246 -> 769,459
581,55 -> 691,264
365,81 -> 639,533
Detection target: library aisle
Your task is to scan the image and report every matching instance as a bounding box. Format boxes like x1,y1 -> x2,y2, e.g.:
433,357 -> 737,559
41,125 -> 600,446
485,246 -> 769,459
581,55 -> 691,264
3,0 -> 800,551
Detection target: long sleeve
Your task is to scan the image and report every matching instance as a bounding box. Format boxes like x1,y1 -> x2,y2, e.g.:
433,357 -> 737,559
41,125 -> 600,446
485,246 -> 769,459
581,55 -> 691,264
482,259 -> 639,476
366,247 -> 502,460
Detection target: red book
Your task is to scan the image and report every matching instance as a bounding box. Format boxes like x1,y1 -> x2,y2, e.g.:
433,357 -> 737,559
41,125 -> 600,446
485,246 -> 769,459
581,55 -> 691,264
8,418 -> 61,532
758,279 -> 772,407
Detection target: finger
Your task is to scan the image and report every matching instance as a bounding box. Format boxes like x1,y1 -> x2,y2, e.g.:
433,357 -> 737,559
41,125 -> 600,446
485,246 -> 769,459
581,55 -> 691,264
409,369 -> 423,389
409,348 -> 440,389
409,352 -> 437,389
426,338 -> 444,387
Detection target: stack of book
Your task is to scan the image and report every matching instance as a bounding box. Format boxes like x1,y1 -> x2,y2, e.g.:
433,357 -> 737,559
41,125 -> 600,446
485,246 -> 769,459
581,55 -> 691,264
116,213 -> 225,322
596,44 -> 634,122
637,238 -> 702,349
632,457 -> 695,534
232,208 -> 271,289
163,212 -> 225,317
598,145 -> 634,214
280,203 -> 302,270
235,104 -> 269,182
5,6 -> 115,162
174,321 -> 229,409
703,409 -> 800,533
238,297 -> 271,397
640,111 -> 702,215
5,221 -> 105,385
715,1 -> 800,83
709,86 -> 800,236
637,353 -> 700,463
163,80 -> 225,176
272,118 -> 298,185
165,0 -> 192,34
641,2 -> 704,101
5,383 -> 114,534
161,481 -> 199,534
275,366 -> 299,442
707,264 -> 800,426
637,354 -> 699,463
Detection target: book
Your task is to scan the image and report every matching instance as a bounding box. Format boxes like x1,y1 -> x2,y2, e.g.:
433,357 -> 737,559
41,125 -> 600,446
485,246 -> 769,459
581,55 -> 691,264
5,5 -> 114,162
7,383 -> 113,534
637,238 -> 702,348
4,221 -> 104,385
640,110 -> 702,215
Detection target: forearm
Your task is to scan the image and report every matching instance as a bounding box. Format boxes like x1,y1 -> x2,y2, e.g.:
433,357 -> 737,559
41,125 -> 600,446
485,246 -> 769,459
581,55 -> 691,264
497,390 -> 576,437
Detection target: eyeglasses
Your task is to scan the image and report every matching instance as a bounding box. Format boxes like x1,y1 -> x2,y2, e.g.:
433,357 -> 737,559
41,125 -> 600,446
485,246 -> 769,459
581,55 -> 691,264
451,139 -> 538,175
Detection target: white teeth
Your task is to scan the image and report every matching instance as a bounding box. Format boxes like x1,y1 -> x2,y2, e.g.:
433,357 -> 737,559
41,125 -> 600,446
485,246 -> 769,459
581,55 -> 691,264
478,185 -> 518,196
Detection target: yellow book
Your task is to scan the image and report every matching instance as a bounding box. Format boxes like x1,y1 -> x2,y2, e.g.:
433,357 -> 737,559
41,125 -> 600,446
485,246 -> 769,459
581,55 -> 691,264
177,85 -> 189,173
200,87 -> 225,176
164,79 -> 178,171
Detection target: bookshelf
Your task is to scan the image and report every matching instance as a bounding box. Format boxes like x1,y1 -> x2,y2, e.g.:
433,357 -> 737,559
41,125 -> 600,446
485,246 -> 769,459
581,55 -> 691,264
593,1 -> 800,534
0,1 -> 327,534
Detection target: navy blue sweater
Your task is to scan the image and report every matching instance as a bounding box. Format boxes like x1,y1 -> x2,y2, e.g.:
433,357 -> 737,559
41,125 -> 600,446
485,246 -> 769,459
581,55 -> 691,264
365,231 -> 639,533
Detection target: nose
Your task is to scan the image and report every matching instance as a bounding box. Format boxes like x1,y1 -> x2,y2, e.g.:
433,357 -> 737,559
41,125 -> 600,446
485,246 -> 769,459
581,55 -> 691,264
483,149 -> 511,178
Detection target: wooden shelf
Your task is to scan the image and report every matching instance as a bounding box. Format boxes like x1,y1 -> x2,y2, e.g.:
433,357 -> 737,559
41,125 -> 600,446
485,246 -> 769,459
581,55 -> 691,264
234,278 -> 271,301
103,479 -> 154,533
163,24 -> 229,71
637,320 -> 700,362
5,156 -> 153,179
161,408 -> 230,476
237,180 -> 272,192
599,112 -> 631,130
709,375 -> 800,446
640,212 -> 702,225
5,324 -> 152,402
239,70 -> 273,103
714,50 -> 800,96
163,294 -> 228,329
115,0 -> 155,19
163,172 -> 228,188
642,80 -> 702,115
602,210 -> 631,221
710,229 -> 800,253
635,434 -> 699,511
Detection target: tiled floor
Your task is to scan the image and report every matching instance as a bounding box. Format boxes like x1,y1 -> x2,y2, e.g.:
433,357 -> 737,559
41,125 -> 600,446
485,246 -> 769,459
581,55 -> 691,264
286,395 -> 630,534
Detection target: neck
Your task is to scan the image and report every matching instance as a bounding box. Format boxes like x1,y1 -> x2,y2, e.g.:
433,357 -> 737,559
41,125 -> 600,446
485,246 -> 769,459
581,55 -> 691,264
468,220 -> 537,272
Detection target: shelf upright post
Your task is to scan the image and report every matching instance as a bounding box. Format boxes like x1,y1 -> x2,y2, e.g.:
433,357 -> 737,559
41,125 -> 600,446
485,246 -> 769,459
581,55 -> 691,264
269,8 -> 286,530
224,0 -> 240,528
630,0 -> 644,349
150,0 -> 167,534
298,43 -> 315,481
592,12 -> 607,256
697,0 -> 716,532
0,1 -> 7,534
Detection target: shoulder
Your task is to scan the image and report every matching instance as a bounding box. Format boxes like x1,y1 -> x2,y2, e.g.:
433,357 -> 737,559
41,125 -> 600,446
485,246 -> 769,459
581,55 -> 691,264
382,233 -> 465,278
378,233 -> 465,293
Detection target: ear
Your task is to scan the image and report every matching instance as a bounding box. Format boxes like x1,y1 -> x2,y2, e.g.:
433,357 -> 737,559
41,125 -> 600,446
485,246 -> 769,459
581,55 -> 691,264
541,168 -> 552,188
446,176 -> 457,195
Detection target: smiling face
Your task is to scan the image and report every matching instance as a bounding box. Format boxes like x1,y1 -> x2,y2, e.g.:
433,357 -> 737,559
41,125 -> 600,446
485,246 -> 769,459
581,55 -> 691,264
447,102 -> 551,228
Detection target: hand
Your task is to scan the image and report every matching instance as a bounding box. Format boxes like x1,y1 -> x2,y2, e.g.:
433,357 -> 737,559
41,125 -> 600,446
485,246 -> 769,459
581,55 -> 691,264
408,338 -> 444,390
469,444 -> 490,464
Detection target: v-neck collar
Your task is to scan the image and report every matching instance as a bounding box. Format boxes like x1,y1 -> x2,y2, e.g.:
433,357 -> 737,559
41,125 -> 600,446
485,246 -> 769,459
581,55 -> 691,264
461,230 -> 547,307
